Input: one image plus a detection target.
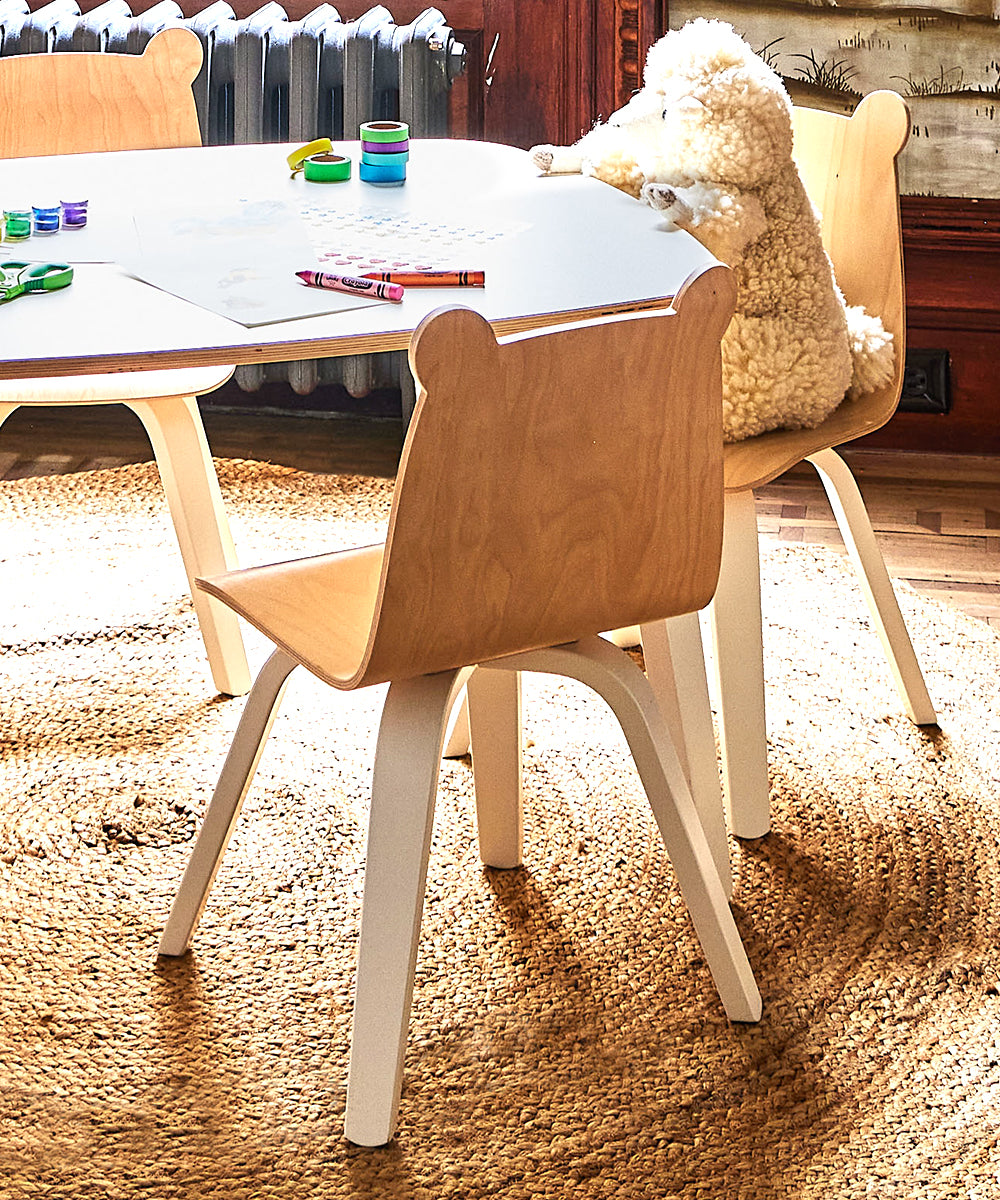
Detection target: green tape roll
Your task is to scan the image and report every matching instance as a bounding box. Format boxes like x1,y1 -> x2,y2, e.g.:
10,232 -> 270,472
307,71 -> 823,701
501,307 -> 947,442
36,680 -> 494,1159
303,153 -> 352,182
359,120 -> 409,143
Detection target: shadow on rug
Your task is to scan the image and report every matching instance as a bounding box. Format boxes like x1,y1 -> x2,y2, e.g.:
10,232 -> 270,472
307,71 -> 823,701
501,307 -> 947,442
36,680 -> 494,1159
1,461 -> 998,1199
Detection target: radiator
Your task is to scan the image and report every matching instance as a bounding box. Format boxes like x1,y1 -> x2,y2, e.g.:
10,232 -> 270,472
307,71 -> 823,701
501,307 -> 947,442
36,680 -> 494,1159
0,0 -> 466,401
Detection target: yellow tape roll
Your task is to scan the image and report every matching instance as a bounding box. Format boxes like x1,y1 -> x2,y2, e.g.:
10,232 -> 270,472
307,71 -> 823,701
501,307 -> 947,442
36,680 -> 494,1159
287,138 -> 333,177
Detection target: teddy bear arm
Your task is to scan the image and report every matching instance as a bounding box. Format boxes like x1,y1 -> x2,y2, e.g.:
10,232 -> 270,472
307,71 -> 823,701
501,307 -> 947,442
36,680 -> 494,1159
691,184 -> 766,249
643,179 -> 768,264
529,144 -> 585,175
584,150 -> 644,198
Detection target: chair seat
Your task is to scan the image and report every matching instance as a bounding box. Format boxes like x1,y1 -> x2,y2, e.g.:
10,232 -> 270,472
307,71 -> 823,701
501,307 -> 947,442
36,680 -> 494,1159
0,366 -> 236,406
722,388 -> 890,493
198,542 -> 386,688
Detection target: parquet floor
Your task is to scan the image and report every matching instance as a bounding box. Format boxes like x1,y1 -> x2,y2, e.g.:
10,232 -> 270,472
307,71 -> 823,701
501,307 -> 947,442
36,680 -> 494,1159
755,449 -> 1000,632
2,404 -> 998,630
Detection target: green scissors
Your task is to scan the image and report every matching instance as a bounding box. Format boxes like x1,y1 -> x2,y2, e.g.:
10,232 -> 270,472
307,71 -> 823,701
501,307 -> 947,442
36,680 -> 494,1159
0,260 -> 74,304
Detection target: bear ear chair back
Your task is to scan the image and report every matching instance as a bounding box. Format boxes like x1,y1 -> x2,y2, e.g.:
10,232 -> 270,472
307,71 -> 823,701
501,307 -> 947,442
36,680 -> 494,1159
530,20 -> 903,445
527,31 -> 930,844
0,26 -> 204,158
706,87 -> 934,850
730,87 -> 911,479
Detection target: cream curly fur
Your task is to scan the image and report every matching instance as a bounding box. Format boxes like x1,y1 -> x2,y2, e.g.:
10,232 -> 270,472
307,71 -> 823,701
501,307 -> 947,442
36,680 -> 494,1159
530,19 -> 895,443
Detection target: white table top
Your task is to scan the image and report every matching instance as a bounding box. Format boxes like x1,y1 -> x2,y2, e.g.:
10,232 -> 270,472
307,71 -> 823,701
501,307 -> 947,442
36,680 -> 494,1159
0,139 -> 717,381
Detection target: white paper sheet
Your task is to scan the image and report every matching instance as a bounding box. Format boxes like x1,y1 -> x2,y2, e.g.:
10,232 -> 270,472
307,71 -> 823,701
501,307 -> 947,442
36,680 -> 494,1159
120,199 -> 381,326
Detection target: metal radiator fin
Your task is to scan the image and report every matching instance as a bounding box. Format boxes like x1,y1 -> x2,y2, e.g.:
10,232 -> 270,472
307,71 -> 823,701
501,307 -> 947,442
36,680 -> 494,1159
0,0 -> 466,400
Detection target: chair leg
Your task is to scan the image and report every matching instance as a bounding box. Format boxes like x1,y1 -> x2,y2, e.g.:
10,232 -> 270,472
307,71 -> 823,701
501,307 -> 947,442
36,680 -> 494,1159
481,637 -> 762,1025
441,685 -> 471,757
708,489 -> 771,839
807,447 -> 936,725
603,625 -> 642,648
468,667 -> 523,869
440,673 -> 525,869
345,668 -> 467,1147
640,614 -> 732,898
128,395 -> 251,698
158,649 -> 297,957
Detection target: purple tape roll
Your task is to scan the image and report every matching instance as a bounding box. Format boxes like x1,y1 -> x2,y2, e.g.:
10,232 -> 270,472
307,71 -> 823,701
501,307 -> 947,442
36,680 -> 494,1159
362,138 -> 409,155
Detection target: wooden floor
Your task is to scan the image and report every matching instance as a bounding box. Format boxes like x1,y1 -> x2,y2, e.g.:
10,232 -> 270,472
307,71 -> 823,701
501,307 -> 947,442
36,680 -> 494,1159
755,449 -> 1000,632
2,403 -> 998,631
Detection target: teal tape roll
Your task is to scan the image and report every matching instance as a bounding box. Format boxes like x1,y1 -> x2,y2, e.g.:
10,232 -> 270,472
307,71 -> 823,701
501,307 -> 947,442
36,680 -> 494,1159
360,148 -> 409,167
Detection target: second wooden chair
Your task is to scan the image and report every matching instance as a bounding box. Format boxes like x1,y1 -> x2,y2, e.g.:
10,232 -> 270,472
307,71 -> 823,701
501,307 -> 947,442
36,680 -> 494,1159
0,28 -> 249,696
701,91 -> 936,839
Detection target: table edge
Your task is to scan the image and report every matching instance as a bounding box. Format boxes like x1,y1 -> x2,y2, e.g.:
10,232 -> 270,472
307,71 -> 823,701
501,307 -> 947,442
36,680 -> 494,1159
0,297 -> 674,380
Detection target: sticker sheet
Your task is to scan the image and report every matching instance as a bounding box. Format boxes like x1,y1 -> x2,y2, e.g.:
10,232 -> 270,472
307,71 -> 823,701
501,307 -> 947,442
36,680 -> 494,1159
299,204 -> 528,276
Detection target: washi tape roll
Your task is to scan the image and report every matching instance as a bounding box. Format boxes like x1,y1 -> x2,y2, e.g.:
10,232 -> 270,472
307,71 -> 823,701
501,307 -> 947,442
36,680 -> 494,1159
360,148 -> 409,168
287,137 -> 332,176
362,138 -> 409,155
359,120 -> 409,143
303,153 -> 352,182
359,160 -> 407,185
3,208 -> 31,241
32,203 -> 61,234
60,199 -> 88,229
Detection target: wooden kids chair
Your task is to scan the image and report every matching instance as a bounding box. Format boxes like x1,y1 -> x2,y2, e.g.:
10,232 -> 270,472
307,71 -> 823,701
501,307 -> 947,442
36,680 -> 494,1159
158,265 -> 762,1147
445,93 -> 932,848
684,91 -> 936,839
0,28 -> 249,696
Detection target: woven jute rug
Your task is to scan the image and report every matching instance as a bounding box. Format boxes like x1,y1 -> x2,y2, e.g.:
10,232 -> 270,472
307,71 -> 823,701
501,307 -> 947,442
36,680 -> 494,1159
2,460 -> 998,1199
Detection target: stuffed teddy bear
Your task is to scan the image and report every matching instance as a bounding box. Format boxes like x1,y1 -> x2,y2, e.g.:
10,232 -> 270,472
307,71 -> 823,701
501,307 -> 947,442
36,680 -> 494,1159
529,19 -> 895,443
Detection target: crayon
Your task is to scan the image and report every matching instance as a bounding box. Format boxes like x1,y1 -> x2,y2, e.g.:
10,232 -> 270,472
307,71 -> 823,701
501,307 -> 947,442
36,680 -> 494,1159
360,270 -> 485,288
295,269 -> 403,302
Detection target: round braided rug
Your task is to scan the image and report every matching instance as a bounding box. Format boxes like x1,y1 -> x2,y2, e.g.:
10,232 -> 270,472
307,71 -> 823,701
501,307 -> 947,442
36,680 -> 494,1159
1,460 -> 998,1198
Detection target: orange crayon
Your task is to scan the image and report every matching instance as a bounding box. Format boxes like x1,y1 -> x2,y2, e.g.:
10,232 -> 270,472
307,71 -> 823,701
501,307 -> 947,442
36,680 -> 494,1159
361,269 -> 485,288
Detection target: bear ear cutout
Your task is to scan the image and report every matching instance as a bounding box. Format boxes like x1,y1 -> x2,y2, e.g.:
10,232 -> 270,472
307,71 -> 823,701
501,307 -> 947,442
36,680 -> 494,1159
140,27 -> 203,87
409,306 -> 498,390
673,264 -> 737,342
853,90 -> 911,158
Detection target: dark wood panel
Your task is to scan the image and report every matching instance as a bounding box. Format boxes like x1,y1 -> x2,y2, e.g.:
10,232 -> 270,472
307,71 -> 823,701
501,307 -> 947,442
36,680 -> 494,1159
877,195 -> 1000,452
477,0 -> 593,148
902,199 -> 1000,336
858,324 -> 1000,456
599,0 -> 663,112
901,195 -> 1000,253
477,0 -> 662,148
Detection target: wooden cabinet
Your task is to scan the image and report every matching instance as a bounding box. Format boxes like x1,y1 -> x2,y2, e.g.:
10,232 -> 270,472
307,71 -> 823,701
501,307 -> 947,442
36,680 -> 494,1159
477,0 -> 662,149
867,197 -> 1000,455
340,0 -> 663,149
